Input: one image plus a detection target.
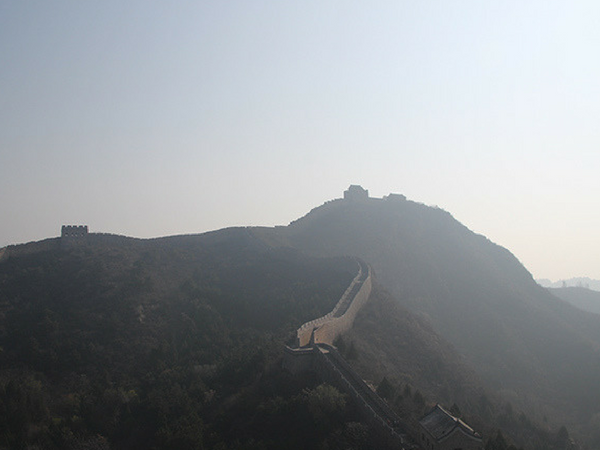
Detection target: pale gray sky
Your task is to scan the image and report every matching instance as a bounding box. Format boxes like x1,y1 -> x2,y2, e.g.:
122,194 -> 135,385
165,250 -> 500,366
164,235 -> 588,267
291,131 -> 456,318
2,1 -> 600,280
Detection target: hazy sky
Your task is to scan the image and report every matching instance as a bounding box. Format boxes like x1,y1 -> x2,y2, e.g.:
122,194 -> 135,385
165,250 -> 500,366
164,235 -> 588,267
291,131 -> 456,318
2,1 -> 600,281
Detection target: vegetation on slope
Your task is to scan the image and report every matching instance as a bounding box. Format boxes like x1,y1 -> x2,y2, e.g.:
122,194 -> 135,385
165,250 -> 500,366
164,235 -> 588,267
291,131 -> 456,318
0,231 -> 380,450
3,194 -> 600,449
346,284 -> 579,450
256,197 -> 600,448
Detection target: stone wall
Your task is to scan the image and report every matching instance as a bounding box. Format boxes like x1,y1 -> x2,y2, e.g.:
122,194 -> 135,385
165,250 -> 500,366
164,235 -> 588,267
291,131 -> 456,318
312,267 -> 371,345
282,261 -> 413,449
296,260 -> 371,347
344,185 -> 369,201
61,225 -> 89,238
314,344 -> 410,449
282,346 -> 316,374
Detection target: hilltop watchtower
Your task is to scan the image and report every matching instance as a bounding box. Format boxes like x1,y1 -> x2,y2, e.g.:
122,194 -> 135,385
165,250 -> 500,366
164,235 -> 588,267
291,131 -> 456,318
61,225 -> 89,238
344,185 -> 369,201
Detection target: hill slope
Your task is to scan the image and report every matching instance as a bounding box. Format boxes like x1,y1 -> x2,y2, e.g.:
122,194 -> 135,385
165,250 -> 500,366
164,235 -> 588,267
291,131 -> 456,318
253,195 -> 600,446
0,231 -> 363,449
538,278 -> 600,292
3,192 -> 600,448
548,286 -> 600,315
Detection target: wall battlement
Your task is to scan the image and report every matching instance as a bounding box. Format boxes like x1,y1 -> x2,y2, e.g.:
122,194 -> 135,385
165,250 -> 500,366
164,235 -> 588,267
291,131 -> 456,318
295,259 -> 371,347
344,185 -> 369,201
61,225 -> 89,238
315,343 -> 411,449
283,260 -> 413,449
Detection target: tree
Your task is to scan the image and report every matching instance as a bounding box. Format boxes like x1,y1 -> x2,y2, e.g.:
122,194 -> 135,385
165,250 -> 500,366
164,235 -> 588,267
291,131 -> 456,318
346,341 -> 358,360
413,390 -> 425,407
449,403 -> 461,418
485,430 -> 508,450
376,377 -> 395,401
302,384 -> 347,427
556,425 -> 570,449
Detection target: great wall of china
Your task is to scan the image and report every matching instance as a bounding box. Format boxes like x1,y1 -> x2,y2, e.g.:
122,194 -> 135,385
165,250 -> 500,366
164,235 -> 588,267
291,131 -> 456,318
295,258 -> 372,347
283,258 -> 413,450
283,185 -> 485,450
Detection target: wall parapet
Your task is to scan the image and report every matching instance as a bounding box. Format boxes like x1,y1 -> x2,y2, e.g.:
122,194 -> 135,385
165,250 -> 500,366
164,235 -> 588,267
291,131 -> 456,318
282,260 -> 413,449
61,225 -> 89,238
296,259 -> 371,347
315,344 -> 410,449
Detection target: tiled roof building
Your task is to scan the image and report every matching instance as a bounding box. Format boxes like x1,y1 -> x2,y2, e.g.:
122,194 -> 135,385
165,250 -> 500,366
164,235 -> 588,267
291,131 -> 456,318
419,404 -> 483,450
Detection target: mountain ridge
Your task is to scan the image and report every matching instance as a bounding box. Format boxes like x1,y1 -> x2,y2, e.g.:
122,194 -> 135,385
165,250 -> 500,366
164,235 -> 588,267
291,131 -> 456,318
547,286 -> 600,316
2,189 -> 599,448
250,191 -> 600,447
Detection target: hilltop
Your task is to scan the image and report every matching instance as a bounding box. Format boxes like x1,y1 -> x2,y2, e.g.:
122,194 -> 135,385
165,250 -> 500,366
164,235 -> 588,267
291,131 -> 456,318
2,187 -> 600,448
253,186 -> 600,447
538,278 -> 600,292
547,286 -> 600,316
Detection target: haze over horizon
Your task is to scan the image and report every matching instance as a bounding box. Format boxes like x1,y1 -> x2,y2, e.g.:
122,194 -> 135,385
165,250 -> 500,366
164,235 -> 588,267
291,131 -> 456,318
2,1 -> 600,281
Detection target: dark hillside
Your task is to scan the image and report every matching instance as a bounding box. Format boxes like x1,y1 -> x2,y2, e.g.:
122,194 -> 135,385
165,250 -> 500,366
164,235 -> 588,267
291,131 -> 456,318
347,283 -> 484,409
3,194 -> 600,448
0,231 -> 363,449
255,196 -> 600,447
347,283 -> 591,450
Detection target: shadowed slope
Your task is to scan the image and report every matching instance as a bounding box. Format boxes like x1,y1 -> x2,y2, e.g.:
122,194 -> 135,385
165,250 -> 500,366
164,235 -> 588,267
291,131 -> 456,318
254,196 -> 600,445
0,230 -> 359,449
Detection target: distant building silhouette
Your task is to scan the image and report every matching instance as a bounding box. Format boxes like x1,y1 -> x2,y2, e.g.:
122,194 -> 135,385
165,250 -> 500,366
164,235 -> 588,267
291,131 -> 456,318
61,225 -> 88,238
384,192 -> 407,202
344,185 -> 369,201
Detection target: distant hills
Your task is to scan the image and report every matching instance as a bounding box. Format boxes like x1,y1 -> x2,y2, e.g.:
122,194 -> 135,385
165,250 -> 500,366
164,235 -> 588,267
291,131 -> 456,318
537,277 -> 600,291
548,286 -> 600,316
2,188 -> 600,449
537,278 -> 600,315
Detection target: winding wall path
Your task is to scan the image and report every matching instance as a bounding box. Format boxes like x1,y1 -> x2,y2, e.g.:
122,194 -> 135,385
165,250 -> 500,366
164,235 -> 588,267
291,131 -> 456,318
296,259 -> 371,347
284,259 -> 412,449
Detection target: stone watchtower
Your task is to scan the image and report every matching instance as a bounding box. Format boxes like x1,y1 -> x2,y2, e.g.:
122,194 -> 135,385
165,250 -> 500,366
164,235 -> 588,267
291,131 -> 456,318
61,225 -> 89,238
343,185 -> 369,201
